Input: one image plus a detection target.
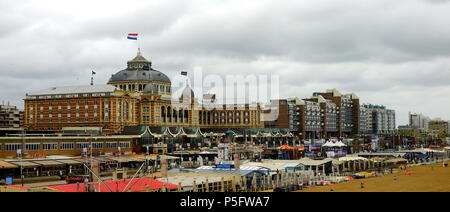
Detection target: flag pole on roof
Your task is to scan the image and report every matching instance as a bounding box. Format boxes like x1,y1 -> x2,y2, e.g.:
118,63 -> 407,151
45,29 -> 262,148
90,70 -> 96,86
127,33 -> 140,51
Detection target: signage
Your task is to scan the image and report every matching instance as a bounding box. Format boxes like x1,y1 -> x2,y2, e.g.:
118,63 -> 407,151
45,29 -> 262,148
5,177 -> 13,185
214,164 -> 235,169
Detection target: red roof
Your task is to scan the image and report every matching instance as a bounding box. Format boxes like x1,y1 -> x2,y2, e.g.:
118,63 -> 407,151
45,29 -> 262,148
5,185 -> 29,189
48,178 -> 178,192
278,145 -> 294,150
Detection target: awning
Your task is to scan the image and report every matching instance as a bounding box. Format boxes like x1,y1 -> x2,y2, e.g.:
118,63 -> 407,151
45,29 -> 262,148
94,157 -> 117,164
338,156 -> 369,162
8,161 -> 40,168
107,156 -> 145,163
32,160 -> 65,167
369,157 -> 388,162
385,158 -> 407,164
55,159 -> 83,165
74,158 -> 100,164
277,145 -> 294,150
0,161 -> 18,169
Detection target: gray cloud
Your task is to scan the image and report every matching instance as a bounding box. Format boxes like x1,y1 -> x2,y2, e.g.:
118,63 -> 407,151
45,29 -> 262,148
1,0 -> 450,125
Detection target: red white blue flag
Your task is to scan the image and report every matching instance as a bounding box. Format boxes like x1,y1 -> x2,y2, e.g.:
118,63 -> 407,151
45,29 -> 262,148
127,33 -> 138,40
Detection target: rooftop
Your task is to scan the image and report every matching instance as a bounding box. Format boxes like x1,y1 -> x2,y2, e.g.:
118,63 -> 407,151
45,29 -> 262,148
47,178 -> 178,192
27,85 -> 117,96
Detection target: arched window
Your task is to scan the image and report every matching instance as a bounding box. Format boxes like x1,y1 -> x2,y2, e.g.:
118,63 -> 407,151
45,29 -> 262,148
179,110 -> 183,123
173,109 -> 177,123
161,106 -> 166,123
199,111 -> 202,125
207,111 -> 211,125
184,110 -> 189,123
167,106 -> 172,123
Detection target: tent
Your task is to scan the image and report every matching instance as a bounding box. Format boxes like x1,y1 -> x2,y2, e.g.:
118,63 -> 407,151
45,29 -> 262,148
336,141 -> 347,147
385,158 -> 407,164
322,140 -> 347,147
415,154 -> 429,159
369,157 -> 387,163
278,145 -> 294,150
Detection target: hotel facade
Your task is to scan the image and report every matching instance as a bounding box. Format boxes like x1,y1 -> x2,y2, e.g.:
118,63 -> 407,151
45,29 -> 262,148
23,49 -> 264,135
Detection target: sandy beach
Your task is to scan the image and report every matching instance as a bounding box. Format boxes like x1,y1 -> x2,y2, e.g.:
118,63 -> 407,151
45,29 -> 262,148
296,161 -> 450,192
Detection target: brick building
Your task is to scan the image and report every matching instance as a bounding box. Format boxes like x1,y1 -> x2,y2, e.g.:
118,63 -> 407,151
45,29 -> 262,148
23,49 -> 263,135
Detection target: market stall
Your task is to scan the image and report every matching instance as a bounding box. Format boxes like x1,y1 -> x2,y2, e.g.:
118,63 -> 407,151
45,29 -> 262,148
338,156 -> 370,172
322,139 -> 347,158
385,158 -> 408,169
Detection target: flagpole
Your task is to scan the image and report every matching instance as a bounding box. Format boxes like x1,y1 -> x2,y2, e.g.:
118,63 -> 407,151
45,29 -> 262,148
138,33 -> 141,50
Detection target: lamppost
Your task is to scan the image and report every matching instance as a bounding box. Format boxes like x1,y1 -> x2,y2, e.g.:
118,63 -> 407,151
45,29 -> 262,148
17,148 -> 23,187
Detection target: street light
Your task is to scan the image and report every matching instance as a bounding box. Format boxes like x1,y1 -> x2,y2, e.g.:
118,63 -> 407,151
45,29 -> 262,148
17,148 -> 23,187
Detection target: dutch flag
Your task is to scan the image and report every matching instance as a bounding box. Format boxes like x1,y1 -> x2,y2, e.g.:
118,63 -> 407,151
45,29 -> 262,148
127,33 -> 138,40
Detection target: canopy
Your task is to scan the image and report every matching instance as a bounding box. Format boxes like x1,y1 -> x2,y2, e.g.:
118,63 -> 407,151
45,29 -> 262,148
385,158 -> 407,164
369,157 -> 388,162
322,141 -> 335,147
336,141 -> 347,147
415,154 -> 429,159
338,156 -> 369,162
278,145 -> 294,150
0,161 -> 18,169
413,148 -> 444,153
322,140 -> 347,147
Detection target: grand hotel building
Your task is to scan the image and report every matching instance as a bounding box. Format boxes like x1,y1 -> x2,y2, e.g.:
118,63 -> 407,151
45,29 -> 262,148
23,49 -> 264,135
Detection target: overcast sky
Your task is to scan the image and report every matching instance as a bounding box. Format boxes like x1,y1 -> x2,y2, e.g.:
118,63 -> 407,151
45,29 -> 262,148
1,0 -> 450,125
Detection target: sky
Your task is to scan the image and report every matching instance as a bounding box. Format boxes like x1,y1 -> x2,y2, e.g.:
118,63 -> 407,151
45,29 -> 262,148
1,0 -> 450,125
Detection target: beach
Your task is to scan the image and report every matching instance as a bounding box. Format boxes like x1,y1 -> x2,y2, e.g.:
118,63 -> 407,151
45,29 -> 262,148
296,161 -> 450,192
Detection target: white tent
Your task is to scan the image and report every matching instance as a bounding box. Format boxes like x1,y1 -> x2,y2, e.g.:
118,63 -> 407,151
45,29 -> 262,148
322,140 -> 347,147
322,141 -> 336,147
336,141 -> 347,147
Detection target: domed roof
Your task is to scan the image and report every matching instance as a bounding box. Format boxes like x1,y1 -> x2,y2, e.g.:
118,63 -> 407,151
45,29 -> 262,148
108,49 -> 171,84
180,85 -> 195,99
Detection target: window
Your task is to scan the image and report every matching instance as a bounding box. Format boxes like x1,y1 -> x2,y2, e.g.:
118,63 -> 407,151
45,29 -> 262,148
106,142 -> 118,149
25,143 -> 40,151
119,142 -> 130,148
104,101 -> 110,121
60,143 -> 74,150
76,143 -> 89,149
92,142 -> 103,149
6,144 -> 21,151
43,143 -> 58,150
117,103 -> 121,121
